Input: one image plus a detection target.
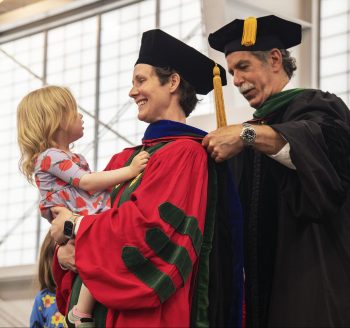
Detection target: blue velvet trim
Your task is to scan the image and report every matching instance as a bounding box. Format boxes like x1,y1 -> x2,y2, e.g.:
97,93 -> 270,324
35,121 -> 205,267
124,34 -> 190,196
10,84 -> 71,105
227,162 -> 244,327
143,120 -> 207,141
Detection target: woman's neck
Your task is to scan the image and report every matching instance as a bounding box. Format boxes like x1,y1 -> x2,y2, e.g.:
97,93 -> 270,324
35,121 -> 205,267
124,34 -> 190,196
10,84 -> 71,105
160,99 -> 186,123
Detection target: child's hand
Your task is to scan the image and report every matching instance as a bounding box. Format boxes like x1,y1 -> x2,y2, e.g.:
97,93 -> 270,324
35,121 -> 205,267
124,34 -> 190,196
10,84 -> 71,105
130,151 -> 150,176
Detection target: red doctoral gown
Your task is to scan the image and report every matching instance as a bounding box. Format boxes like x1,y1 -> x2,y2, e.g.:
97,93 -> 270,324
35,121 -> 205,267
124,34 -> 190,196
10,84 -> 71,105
56,121 -> 209,327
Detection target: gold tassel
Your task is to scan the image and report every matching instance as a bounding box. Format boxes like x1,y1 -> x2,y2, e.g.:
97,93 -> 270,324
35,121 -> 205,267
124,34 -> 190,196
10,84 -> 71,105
129,146 -> 145,187
213,64 -> 227,128
129,172 -> 142,187
241,16 -> 257,46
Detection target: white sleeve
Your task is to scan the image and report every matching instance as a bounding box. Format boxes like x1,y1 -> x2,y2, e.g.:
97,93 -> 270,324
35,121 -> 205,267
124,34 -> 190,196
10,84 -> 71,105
267,143 -> 296,170
74,216 -> 83,235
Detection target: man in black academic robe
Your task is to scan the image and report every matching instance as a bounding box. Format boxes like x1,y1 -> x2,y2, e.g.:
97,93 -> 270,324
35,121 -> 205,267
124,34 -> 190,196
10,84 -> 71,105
203,15 -> 350,327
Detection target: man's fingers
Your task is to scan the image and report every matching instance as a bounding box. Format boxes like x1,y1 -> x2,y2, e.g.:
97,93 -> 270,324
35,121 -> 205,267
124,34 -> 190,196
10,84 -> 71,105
202,136 -> 208,147
205,141 -> 216,154
211,150 -> 218,160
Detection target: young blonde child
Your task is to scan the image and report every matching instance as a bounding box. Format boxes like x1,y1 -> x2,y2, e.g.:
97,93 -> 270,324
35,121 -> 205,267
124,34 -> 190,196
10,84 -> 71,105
17,85 -> 149,328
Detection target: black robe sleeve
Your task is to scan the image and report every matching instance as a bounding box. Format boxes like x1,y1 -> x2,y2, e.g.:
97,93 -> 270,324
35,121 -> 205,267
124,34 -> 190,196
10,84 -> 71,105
270,90 -> 350,222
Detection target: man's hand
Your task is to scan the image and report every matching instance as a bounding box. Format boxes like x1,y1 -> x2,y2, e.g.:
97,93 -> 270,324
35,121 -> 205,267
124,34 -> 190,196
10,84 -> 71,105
202,125 -> 245,162
57,239 -> 77,272
50,206 -> 72,245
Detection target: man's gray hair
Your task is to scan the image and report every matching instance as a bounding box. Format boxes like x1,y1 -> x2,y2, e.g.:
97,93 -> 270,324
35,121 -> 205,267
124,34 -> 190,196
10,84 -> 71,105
251,49 -> 297,79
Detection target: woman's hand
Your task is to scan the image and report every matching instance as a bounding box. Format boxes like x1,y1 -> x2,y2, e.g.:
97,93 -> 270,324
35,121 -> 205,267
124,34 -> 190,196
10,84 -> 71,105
50,206 -> 73,245
57,239 -> 76,272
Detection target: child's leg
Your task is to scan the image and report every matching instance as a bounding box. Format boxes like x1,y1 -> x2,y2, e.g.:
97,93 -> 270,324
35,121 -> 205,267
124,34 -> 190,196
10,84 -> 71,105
76,283 -> 95,315
66,283 -> 95,327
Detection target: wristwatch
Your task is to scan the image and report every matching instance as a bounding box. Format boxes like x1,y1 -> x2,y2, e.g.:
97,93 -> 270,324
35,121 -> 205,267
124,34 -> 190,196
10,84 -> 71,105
63,215 -> 78,239
240,122 -> 257,146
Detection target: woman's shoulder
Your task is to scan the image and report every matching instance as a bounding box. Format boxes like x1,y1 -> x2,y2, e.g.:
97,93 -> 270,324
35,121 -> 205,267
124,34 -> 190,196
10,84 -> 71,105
157,138 -> 207,159
168,138 -> 205,151
105,148 -> 139,170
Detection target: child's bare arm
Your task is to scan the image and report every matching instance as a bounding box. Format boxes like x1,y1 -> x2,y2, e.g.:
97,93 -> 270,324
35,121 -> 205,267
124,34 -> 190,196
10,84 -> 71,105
79,151 -> 149,192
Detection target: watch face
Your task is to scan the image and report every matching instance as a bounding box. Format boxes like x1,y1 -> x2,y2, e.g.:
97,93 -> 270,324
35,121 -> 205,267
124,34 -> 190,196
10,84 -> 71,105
64,220 -> 74,238
241,125 -> 256,145
244,128 -> 256,142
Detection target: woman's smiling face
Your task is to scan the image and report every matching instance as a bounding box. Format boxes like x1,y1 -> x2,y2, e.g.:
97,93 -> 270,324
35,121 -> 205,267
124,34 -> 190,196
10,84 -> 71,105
129,64 -> 172,123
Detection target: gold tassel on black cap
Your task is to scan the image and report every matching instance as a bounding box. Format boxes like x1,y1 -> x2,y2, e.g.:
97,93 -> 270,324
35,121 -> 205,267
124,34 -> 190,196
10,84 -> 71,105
213,64 -> 227,128
241,16 -> 257,46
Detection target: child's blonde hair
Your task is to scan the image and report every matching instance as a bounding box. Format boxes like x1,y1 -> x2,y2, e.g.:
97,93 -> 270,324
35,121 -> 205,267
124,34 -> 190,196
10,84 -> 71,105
17,85 -> 78,183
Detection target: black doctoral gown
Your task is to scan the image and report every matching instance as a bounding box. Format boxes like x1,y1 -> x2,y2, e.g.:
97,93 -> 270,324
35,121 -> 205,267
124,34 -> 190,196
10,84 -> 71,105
232,89 -> 350,327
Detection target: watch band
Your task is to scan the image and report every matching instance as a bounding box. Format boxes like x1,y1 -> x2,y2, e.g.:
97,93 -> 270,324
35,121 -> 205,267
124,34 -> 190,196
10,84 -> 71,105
70,214 -> 79,224
63,214 -> 79,239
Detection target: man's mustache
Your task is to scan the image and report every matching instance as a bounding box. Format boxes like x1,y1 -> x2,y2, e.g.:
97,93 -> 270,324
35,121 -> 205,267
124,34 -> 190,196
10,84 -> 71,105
239,83 -> 255,94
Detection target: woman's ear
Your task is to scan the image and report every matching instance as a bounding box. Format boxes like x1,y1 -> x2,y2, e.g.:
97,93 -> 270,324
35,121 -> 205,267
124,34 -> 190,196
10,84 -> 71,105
169,73 -> 181,93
